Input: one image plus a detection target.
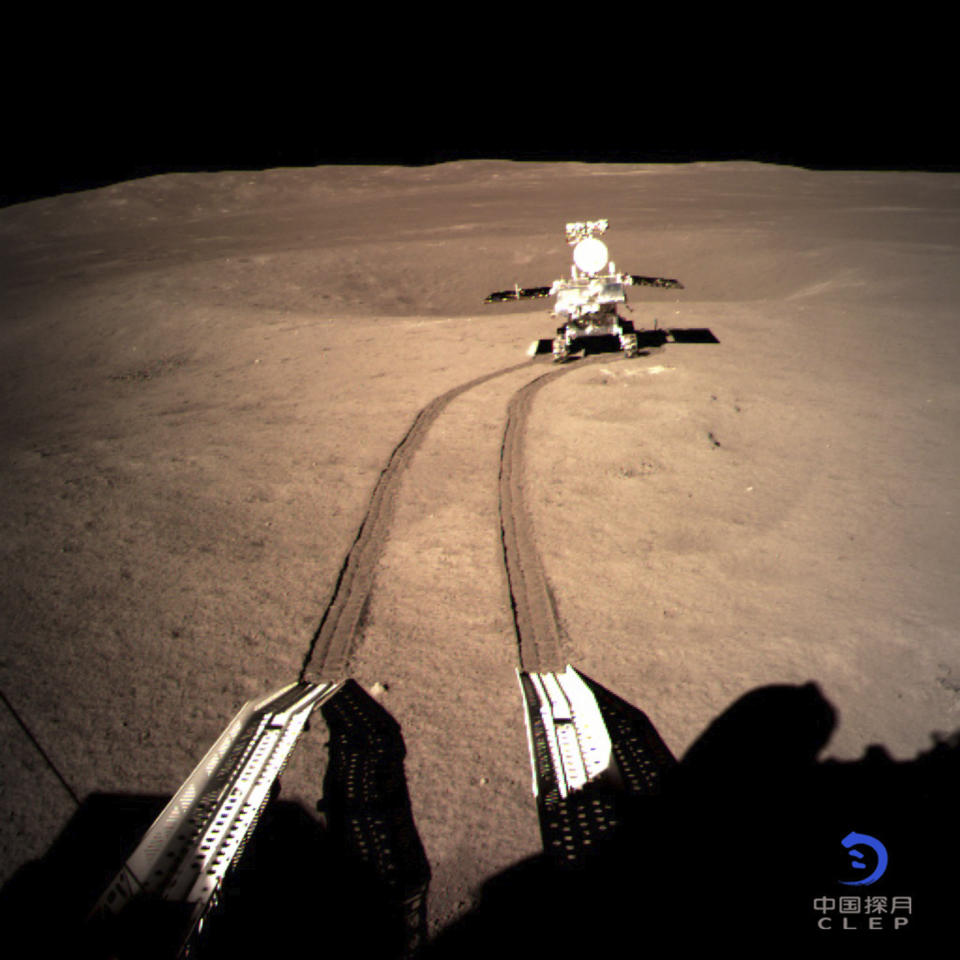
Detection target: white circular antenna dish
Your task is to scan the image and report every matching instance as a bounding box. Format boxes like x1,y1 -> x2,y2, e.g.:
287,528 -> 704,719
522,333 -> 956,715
573,237 -> 609,275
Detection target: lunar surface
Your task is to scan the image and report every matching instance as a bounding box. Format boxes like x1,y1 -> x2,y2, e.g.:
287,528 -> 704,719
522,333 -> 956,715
2,160 -> 959,944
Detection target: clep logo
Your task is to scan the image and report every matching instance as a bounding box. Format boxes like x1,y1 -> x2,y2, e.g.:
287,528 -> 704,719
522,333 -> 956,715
812,831 -> 909,930
839,832 -> 888,886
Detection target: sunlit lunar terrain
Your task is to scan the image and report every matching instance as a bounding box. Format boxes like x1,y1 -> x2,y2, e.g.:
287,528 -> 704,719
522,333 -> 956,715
1,160 -> 959,938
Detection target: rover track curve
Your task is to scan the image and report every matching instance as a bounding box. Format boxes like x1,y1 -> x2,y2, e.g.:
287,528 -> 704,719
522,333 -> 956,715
300,354 -> 614,682
300,360 -> 537,680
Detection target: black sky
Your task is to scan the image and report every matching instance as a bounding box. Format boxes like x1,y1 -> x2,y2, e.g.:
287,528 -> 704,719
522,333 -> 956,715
3,21 -> 955,207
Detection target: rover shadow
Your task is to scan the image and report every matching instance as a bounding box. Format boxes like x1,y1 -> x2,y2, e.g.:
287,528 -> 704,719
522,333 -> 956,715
632,325 -> 721,347
426,677 -> 959,955
665,326 -> 720,343
0,680 -> 429,960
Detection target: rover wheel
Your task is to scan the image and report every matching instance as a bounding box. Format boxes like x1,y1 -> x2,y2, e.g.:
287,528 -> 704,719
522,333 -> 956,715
552,337 -> 569,363
621,332 -> 638,358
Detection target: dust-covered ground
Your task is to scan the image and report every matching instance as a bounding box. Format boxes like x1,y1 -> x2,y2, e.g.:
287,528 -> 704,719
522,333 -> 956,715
1,160 -> 959,942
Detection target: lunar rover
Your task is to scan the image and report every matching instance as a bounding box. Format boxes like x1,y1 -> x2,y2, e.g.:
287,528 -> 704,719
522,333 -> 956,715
485,220 -> 683,362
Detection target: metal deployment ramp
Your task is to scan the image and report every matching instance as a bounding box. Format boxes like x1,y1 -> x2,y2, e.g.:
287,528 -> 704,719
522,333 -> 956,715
518,665 -> 677,867
87,680 -> 343,958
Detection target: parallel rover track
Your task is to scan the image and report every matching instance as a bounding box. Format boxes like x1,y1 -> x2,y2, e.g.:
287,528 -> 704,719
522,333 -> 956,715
300,354 -> 614,681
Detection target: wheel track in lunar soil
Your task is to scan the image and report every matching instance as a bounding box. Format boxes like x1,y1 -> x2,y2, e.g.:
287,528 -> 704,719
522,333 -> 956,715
498,363 -> 592,673
300,353 -> 616,681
